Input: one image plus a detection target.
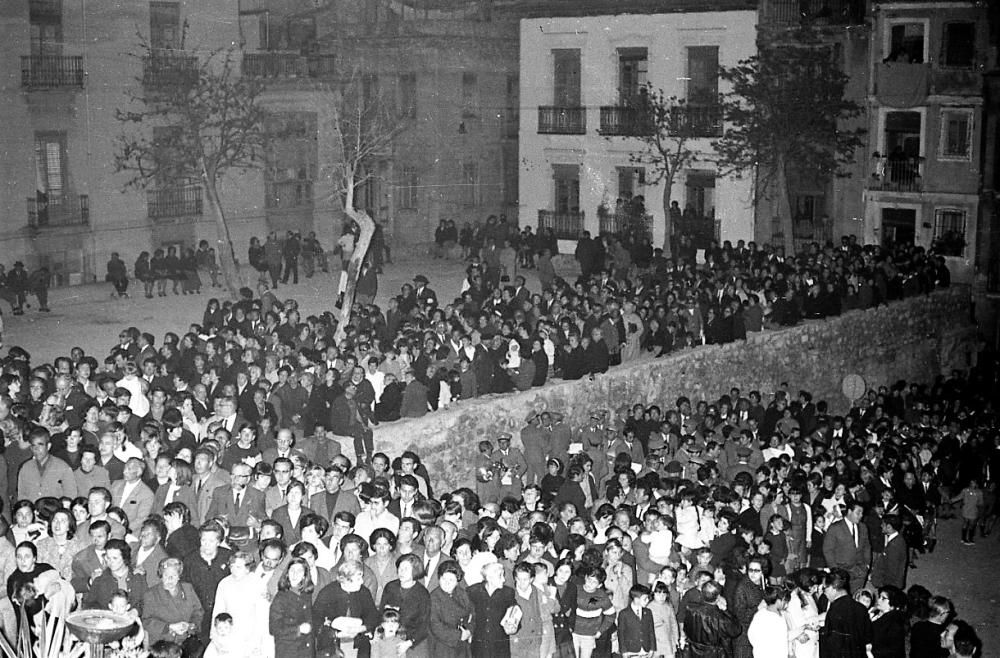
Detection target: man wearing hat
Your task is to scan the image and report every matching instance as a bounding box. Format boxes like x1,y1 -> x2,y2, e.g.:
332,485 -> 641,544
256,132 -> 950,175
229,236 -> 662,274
521,411 -> 549,486
413,275 -> 436,307
491,433 -> 526,500
545,411 -> 573,465
580,411 -> 609,485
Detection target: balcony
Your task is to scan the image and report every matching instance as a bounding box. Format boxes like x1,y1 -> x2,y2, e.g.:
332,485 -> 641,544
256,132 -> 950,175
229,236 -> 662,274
20,56 -> 85,90
599,106 -> 652,137
759,0 -> 866,26
143,50 -> 198,89
675,215 -> 720,250
243,52 -> 309,79
538,210 -> 584,240
538,106 -> 586,135
147,186 -> 203,219
599,209 -> 652,239
869,156 -> 922,192
668,105 -> 722,138
875,63 -> 928,106
27,194 -> 89,228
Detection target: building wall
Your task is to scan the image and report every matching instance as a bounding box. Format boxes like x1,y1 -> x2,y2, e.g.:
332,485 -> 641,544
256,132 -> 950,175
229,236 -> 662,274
863,1 -> 985,278
0,0 -> 264,282
518,11 -> 758,247
370,286 -> 977,493
315,25 -> 520,248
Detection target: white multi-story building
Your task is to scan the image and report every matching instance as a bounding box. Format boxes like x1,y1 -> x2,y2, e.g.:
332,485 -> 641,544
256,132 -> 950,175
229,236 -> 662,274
518,2 -> 758,251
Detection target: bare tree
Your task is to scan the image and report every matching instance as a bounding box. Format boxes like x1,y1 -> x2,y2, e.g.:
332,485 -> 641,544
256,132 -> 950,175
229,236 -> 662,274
602,83 -> 701,255
114,42 -> 269,298
319,73 -> 406,342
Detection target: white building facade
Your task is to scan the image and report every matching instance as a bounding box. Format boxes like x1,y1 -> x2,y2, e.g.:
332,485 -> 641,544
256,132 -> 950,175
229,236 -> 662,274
518,8 -> 758,250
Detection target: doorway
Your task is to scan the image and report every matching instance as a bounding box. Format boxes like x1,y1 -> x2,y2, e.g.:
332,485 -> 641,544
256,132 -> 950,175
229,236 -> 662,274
881,207 -> 916,247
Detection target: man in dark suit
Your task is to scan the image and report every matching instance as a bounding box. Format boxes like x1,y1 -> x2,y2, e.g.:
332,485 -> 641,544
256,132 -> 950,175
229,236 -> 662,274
308,466 -> 360,534
819,568 -> 872,658
420,526 -> 445,592
387,474 -> 424,520
823,501 -> 872,592
870,514 -> 908,589
413,274 -> 436,307
71,519 -> 111,595
328,383 -> 373,464
206,462 -> 267,527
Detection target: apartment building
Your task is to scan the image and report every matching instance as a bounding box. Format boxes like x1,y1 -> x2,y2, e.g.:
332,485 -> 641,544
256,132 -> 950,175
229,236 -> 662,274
0,0 -> 272,283
863,0 -> 988,281
517,1 -> 758,249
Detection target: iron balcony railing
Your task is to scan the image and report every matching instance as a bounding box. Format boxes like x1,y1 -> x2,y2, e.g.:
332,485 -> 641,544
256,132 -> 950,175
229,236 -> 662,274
142,49 -> 199,89
668,104 -> 723,137
538,210 -> 585,240
27,194 -> 89,228
760,0 -> 866,26
147,186 -> 203,219
21,55 -> 85,90
599,209 -> 653,239
869,156 -> 922,192
243,52 -> 309,78
599,106 -> 653,137
538,106 -> 586,135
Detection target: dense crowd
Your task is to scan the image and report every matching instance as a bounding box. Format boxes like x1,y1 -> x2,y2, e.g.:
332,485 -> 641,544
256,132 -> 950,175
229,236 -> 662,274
0,259 -> 994,658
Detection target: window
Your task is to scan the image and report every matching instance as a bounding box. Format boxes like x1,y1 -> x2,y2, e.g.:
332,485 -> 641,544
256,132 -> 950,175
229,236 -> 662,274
34,132 -> 66,199
888,23 -> 925,63
398,73 -> 417,119
940,109 -> 972,159
461,72 -> 479,118
263,112 -> 317,209
933,208 -> 967,256
942,22 -> 975,68
618,48 -> 648,103
30,0 -> 63,56
684,171 -> 716,220
462,161 -> 480,207
552,164 -> 580,214
286,17 -> 316,50
885,110 -> 922,157
552,49 -> 581,107
398,166 -> 418,209
686,46 -> 719,106
617,167 -> 645,201
793,194 -> 826,222
501,143 -> 518,206
149,1 -> 181,50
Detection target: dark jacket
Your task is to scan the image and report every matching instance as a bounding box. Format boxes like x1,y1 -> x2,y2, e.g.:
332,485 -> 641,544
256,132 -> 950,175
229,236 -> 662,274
682,600 -> 741,658
819,595 -> 873,658
269,589 -> 314,658
617,605 -> 656,653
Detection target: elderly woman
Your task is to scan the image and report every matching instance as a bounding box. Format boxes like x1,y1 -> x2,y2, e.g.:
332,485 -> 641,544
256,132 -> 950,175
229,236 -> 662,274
313,560 -> 379,658
35,508 -> 87,581
429,560 -> 474,658
213,551 -> 272,657
365,528 -> 398,604
83,538 -> 147,613
379,553 -> 431,657
141,557 -> 203,649
270,557 -> 315,658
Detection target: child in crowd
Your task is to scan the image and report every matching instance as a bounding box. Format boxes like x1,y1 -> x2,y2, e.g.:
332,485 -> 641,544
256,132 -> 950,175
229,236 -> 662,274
109,589 -> 145,651
649,581 -> 680,658
203,613 -> 238,658
641,515 -> 675,569
617,584 -> 656,657
370,608 -> 410,658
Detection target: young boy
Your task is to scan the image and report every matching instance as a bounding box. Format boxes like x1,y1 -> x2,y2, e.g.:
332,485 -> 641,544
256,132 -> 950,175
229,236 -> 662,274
108,589 -> 145,651
203,613 -> 238,658
617,584 -> 656,656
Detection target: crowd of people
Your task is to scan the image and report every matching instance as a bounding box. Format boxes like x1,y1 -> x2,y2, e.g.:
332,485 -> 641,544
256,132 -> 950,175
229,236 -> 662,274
0,301 -> 993,658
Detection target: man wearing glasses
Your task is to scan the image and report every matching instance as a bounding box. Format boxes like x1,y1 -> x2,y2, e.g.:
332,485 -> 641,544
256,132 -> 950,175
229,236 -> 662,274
207,463 -> 266,528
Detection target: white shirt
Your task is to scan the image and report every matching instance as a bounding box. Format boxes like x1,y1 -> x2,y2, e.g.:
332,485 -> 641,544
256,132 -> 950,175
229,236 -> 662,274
115,375 -> 150,417
747,608 -> 789,658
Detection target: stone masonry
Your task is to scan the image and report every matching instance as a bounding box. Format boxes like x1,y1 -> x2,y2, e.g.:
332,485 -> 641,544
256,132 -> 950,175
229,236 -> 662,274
370,287 -> 978,493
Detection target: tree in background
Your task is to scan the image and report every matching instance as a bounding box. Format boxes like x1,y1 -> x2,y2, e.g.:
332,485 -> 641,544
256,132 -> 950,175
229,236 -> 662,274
602,82 -> 701,256
114,43 -> 268,298
715,30 -> 864,252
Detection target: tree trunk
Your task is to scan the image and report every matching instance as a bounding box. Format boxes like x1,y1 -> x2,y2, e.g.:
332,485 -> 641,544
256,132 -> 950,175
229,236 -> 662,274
661,175 -> 673,257
201,161 -> 242,299
775,152 -> 795,255
333,183 -> 374,344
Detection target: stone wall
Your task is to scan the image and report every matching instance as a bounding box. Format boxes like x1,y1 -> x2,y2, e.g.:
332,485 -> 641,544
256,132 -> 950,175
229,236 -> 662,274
370,287 -> 978,493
